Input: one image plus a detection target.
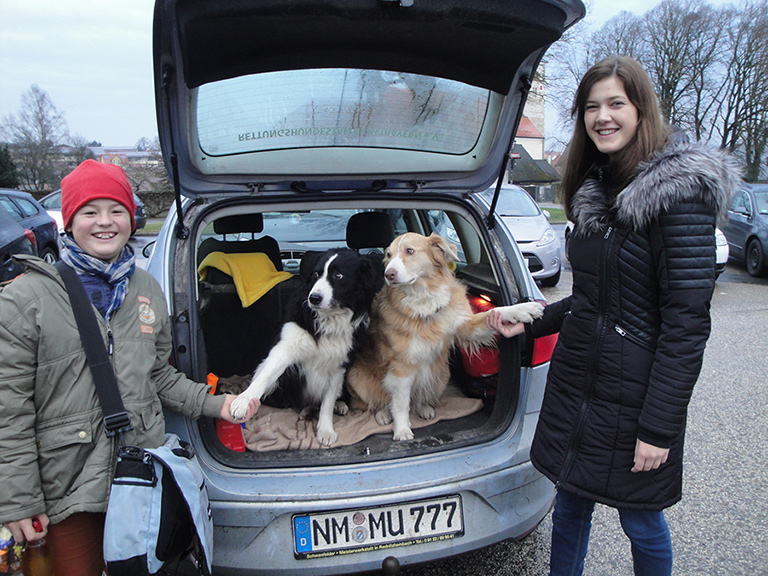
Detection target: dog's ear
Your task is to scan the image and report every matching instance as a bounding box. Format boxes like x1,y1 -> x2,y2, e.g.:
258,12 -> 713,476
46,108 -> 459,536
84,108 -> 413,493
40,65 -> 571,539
359,256 -> 384,299
427,232 -> 458,268
299,250 -> 325,280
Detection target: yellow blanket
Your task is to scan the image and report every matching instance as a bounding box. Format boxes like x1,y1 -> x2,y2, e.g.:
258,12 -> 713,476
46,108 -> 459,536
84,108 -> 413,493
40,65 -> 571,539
198,251 -> 293,308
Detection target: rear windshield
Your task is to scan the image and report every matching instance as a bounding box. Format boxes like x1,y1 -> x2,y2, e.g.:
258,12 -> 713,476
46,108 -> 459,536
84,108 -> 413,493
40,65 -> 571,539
195,69 -> 490,157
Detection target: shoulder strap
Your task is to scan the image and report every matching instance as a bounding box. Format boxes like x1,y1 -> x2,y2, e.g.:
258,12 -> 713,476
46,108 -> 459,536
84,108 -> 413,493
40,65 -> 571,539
55,261 -> 133,438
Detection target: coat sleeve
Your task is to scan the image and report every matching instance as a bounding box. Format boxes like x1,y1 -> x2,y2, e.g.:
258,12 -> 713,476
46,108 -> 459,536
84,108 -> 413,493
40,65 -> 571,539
637,201 -> 716,448
0,282 -> 46,524
145,279 -> 226,419
528,295 -> 572,339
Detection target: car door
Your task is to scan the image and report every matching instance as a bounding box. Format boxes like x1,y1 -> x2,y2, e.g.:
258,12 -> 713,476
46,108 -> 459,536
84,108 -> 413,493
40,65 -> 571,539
725,189 -> 752,260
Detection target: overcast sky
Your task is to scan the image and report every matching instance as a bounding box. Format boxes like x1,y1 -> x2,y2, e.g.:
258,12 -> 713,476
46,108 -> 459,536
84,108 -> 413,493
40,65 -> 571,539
0,0 -> 734,147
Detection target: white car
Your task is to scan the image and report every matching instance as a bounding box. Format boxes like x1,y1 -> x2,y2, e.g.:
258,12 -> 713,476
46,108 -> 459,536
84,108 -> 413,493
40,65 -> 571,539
478,185 -> 561,286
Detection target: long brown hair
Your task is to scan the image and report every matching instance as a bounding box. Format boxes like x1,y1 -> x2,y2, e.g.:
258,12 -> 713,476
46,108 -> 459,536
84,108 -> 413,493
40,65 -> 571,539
561,56 -> 669,220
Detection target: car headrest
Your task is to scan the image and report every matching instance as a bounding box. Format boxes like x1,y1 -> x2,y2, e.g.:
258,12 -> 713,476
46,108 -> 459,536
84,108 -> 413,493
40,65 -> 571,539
213,214 -> 264,235
346,212 -> 395,250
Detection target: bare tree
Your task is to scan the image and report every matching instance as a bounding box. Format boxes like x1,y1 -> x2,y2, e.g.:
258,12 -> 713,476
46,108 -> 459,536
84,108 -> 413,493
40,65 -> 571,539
714,2 -> 768,180
69,135 -> 96,165
0,85 -> 69,191
642,0 -> 710,125
681,4 -> 729,141
592,11 -> 646,62
540,14 -> 594,147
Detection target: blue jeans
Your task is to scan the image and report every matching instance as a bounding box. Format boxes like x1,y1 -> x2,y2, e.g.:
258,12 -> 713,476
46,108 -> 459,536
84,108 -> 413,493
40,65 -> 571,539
549,489 -> 672,576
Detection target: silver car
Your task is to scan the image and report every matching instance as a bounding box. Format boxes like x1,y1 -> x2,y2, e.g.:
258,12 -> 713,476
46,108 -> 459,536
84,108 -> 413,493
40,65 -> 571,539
478,186 -> 562,286
148,0 -> 584,573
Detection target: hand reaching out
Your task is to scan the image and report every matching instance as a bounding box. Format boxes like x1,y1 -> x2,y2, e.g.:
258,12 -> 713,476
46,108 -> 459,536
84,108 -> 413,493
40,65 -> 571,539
220,394 -> 259,423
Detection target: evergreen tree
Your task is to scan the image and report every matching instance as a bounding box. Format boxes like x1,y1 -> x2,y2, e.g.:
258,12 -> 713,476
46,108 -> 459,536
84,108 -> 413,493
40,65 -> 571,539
0,144 -> 20,188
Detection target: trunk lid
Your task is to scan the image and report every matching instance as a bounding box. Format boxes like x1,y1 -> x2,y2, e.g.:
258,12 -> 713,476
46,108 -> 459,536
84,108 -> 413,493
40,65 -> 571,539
153,0 -> 584,199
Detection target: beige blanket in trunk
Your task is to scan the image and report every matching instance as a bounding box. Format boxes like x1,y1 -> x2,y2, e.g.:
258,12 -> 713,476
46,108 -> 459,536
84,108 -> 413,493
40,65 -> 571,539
216,375 -> 483,451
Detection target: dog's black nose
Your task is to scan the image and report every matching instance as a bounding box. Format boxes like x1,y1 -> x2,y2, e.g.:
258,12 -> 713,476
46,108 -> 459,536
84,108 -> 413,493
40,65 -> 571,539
308,293 -> 323,306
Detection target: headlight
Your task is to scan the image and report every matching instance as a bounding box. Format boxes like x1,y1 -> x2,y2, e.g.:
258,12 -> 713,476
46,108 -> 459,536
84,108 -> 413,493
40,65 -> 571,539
715,229 -> 728,247
537,227 -> 557,247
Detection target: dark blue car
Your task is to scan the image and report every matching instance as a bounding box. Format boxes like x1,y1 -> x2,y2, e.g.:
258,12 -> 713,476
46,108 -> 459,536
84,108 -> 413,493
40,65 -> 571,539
724,183 -> 768,277
0,189 -> 59,264
0,202 -> 35,283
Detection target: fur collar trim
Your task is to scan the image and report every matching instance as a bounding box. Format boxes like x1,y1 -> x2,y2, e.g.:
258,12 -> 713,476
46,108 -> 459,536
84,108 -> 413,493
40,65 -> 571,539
572,140 -> 741,235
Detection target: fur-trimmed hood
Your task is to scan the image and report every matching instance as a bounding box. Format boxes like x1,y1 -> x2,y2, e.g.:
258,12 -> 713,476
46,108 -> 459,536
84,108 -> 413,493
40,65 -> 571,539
571,139 -> 742,236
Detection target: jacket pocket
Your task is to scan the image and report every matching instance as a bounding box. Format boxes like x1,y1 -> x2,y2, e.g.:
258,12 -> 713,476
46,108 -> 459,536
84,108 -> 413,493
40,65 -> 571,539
36,416 -> 96,500
37,416 -> 93,451
614,324 -> 656,353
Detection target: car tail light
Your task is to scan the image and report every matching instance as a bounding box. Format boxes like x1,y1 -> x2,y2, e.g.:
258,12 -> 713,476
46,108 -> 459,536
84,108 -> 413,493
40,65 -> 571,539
532,332 -> 558,366
462,294 -> 500,377
23,228 -> 37,249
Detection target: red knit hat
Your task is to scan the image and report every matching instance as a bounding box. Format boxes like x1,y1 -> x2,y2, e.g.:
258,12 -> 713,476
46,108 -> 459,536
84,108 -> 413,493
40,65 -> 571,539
61,159 -> 136,231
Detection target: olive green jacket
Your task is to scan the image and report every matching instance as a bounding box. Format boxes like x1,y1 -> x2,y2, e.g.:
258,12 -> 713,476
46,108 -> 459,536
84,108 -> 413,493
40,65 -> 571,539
0,255 -> 224,525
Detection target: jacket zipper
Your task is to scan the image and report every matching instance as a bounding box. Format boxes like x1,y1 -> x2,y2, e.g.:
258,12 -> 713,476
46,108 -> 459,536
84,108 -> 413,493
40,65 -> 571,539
614,325 -> 655,352
557,226 -> 614,489
107,326 -> 114,355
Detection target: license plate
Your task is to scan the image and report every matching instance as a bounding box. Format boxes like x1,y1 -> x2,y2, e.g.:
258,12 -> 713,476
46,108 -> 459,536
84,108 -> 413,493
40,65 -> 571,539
292,495 -> 464,559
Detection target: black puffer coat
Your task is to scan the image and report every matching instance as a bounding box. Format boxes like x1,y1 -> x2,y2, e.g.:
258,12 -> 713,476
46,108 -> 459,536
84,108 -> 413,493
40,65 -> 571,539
529,139 -> 740,510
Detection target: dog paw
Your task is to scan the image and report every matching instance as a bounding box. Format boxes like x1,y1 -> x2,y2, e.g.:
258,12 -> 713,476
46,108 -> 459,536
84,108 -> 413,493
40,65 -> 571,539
375,409 -> 393,426
230,394 -> 254,420
500,301 -> 545,324
393,427 -> 414,441
316,426 -> 338,446
415,404 -> 436,421
334,400 -> 349,416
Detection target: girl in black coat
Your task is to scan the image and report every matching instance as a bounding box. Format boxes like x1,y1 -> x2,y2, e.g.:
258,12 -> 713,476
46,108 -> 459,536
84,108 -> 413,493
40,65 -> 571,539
489,56 -> 740,575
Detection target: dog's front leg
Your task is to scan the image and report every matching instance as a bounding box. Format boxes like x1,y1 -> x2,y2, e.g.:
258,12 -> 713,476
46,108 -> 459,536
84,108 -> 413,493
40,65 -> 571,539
230,323 -> 312,419
383,373 -> 415,441
315,371 -> 344,446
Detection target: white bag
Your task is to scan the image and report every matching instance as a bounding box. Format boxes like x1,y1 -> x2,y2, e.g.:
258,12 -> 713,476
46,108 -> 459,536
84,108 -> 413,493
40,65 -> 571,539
103,434 -> 213,575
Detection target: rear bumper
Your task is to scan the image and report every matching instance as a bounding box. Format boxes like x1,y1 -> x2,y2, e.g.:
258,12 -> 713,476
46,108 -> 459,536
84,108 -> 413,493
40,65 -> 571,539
208,463 -> 554,575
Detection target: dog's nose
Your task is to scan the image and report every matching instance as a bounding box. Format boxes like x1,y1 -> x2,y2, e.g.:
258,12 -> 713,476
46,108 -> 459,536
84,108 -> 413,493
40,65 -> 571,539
385,269 -> 398,282
308,293 -> 323,306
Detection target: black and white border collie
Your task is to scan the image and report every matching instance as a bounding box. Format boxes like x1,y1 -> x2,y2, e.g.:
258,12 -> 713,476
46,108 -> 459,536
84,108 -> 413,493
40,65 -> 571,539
229,249 -> 381,446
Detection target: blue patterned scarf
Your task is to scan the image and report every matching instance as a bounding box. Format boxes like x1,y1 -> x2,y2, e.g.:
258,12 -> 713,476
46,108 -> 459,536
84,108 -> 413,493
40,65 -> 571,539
60,235 -> 137,321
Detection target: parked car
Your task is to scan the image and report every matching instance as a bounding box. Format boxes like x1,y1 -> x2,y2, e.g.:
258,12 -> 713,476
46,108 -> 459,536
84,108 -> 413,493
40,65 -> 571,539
723,183 -> 768,277
0,202 -> 35,283
39,188 -> 148,233
715,227 -> 729,278
0,188 -> 59,263
147,1 -> 584,574
565,220 -> 730,279
477,185 -> 561,286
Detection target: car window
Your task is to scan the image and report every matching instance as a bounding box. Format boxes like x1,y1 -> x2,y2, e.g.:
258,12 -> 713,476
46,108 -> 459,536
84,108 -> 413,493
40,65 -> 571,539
730,191 -> 750,214
40,192 -> 62,210
199,208 -> 471,268
478,187 -> 540,217
754,190 -> 768,215
195,69 -> 489,157
16,197 -> 40,218
0,197 -> 24,221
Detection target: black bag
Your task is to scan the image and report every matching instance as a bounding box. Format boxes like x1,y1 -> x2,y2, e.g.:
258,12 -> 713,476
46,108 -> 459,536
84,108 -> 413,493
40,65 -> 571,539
55,262 -> 213,575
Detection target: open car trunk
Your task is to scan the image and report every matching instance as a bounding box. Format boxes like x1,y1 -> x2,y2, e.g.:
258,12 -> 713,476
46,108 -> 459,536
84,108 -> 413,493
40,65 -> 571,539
167,194 -> 533,468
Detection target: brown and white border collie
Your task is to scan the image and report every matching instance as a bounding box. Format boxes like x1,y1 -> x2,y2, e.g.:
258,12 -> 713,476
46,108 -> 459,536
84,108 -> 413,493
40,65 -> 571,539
346,232 -> 543,441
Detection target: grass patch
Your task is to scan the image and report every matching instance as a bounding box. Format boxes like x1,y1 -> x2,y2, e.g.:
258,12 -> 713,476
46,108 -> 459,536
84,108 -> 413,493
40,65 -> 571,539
135,221 -> 165,236
543,207 -> 567,223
